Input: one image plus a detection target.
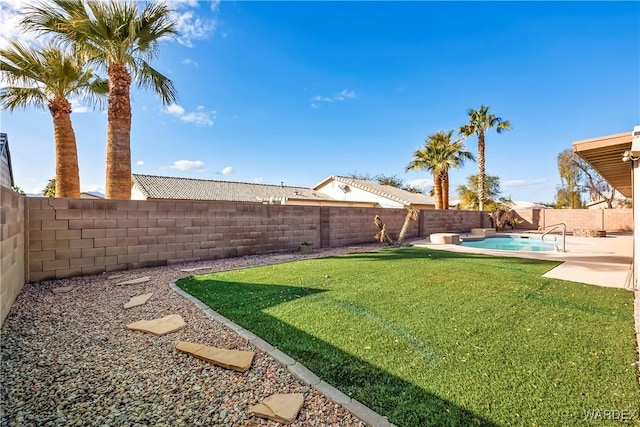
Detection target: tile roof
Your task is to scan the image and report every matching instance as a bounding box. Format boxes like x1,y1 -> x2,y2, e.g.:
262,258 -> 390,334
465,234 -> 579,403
131,174 -> 336,203
317,175 -> 435,206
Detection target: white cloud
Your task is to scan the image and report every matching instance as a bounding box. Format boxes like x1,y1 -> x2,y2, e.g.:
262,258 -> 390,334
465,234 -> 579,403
219,166 -> 233,175
181,111 -> 214,126
70,99 -> 91,113
405,178 -> 433,189
172,9 -> 216,47
164,104 -> 185,116
0,0 -> 43,49
503,178 -> 548,187
162,103 -> 215,126
136,160 -> 144,166
182,58 -> 199,68
170,160 -> 205,171
310,89 -> 357,108
336,89 -> 357,100
254,177 -> 264,184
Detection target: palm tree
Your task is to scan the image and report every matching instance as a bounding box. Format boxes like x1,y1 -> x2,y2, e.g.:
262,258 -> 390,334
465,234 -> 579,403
456,174 -> 503,210
43,178 -> 56,197
406,130 -> 474,209
459,104 -> 511,211
22,0 -> 178,199
0,42 -> 106,198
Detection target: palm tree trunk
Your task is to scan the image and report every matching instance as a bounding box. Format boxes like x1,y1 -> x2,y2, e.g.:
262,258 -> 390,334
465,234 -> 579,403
477,131 -> 486,211
106,62 -> 132,200
441,171 -> 449,210
433,173 -> 443,209
398,207 -> 419,245
49,97 -> 80,198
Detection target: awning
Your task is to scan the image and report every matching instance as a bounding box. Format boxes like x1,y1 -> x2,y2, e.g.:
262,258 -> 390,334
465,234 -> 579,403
572,131 -> 632,197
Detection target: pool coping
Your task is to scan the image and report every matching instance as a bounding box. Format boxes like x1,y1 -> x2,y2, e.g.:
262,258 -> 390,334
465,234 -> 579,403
169,282 -> 396,427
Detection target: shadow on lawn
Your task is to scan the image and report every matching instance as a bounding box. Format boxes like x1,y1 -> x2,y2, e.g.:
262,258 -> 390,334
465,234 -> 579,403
333,246 -> 555,266
177,277 -> 499,427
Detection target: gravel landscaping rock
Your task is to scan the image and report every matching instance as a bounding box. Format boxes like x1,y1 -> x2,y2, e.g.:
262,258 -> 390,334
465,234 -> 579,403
1,245 -> 380,426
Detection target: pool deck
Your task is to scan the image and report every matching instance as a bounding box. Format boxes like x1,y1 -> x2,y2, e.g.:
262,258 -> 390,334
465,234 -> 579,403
411,231 -> 633,290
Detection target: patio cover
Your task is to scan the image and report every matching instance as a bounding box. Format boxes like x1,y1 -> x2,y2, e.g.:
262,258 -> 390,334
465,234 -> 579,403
572,131 -> 632,197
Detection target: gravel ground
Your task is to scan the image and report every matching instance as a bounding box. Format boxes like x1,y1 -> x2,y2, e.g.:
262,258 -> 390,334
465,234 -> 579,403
1,245 -> 382,427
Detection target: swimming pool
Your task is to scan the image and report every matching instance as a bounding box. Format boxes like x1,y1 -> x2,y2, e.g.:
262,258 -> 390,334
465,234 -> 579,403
460,236 -> 557,252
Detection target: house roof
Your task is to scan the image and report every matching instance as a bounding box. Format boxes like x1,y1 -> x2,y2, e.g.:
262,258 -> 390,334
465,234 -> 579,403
573,131 -> 632,197
314,175 -> 435,206
0,133 -> 15,188
80,192 -> 104,199
131,174 -> 336,203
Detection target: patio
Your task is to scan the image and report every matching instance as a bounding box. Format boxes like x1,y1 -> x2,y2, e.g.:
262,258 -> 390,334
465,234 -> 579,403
412,231 -> 633,289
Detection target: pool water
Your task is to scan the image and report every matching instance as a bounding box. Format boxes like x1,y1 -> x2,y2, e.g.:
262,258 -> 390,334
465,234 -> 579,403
460,236 -> 557,252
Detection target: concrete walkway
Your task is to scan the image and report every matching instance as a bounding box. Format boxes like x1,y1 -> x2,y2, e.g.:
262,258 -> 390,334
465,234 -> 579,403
412,232 -> 633,289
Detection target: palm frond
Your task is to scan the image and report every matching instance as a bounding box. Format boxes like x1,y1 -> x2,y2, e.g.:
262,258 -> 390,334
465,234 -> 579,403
0,86 -> 49,111
0,40 -> 107,112
134,59 -> 177,105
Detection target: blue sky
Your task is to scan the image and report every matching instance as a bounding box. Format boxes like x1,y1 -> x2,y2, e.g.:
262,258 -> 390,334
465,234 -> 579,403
1,1 -> 638,202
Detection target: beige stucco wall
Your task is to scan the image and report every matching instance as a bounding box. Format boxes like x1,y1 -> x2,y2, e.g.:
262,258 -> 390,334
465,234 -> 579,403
1,186 -> 25,326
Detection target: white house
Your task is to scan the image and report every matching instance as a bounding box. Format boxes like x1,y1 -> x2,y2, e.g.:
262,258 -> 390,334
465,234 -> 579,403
130,174 -> 375,207
131,174 -> 435,209
313,175 -> 435,209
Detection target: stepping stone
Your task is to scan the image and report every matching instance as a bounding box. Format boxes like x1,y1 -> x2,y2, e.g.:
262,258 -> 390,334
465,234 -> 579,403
116,276 -> 151,286
180,266 -> 213,272
123,293 -> 153,309
249,393 -> 304,424
107,274 -> 125,280
175,341 -> 255,372
126,314 -> 186,336
52,286 -> 74,294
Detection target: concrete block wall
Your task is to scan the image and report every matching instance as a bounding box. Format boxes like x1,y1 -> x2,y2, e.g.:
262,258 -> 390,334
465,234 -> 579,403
603,210 -> 633,231
513,209 -> 542,230
1,186 -> 25,326
422,210 -> 483,234
513,208 -> 632,232
322,207 -> 419,247
23,199 -> 635,283
26,198 -> 320,282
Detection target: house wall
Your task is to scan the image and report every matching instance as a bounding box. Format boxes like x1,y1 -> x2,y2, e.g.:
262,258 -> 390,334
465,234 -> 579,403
1,186 -> 25,326
131,184 -> 147,201
315,180 -> 406,208
513,208 -> 633,232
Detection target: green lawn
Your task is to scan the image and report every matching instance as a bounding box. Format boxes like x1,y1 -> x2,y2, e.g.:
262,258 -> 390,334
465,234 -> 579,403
177,247 -> 639,426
